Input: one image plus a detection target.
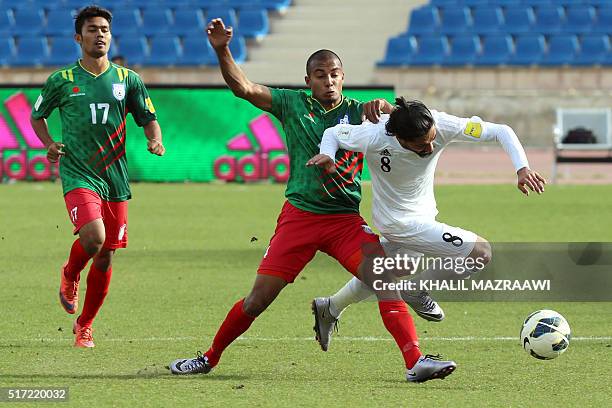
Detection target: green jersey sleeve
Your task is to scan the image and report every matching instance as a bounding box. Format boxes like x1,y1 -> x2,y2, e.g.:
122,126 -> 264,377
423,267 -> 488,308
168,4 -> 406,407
31,73 -> 62,120
126,72 -> 157,127
269,88 -> 290,121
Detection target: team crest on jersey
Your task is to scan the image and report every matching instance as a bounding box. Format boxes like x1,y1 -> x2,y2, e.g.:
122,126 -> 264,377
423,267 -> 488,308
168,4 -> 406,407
338,114 -> 349,124
112,83 -> 126,101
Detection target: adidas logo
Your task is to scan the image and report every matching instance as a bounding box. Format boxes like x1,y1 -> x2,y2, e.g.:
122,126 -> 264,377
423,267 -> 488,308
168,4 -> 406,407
379,149 -> 392,157
0,92 -> 59,181
213,114 -> 289,182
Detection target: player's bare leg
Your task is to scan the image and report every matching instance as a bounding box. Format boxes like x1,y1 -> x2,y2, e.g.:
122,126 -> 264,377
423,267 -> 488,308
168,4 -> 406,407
59,218 -> 104,315
170,274 -> 288,374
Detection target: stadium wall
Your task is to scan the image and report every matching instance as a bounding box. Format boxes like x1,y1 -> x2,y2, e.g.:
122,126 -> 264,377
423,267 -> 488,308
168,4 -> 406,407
375,67 -> 612,146
0,86 -> 393,183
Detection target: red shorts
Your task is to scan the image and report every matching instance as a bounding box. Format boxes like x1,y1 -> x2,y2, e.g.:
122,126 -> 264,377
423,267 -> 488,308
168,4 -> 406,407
64,188 -> 128,249
257,201 -> 380,283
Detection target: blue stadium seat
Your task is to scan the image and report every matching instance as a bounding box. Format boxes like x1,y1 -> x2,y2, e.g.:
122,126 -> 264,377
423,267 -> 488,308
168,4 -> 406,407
521,0 -> 553,6
177,36 -> 216,65
11,8 -> 45,36
540,34 -> 578,65
12,37 -> 49,66
430,0 -> 456,5
461,0 -> 492,5
534,7 -> 564,34
445,34 -> 481,66
45,37 -> 80,66
238,7 -> 269,39
145,36 -> 181,65
2,0 -> 37,9
0,37 -> 16,66
116,37 -> 148,65
471,7 -> 504,35
142,9 -> 173,36
206,7 -> 238,29
474,35 -> 513,65
91,0 -> 129,8
45,10 -> 76,36
508,34 -> 545,65
160,0 -> 195,8
563,6 -> 595,34
439,7 -> 472,35
259,0 -> 291,13
574,34 -> 610,65
487,0 -> 520,5
378,35 -> 417,66
0,11 -> 15,37
170,9 -> 206,35
592,7 -> 612,34
406,6 -> 439,36
110,9 -> 143,36
410,35 -> 449,66
168,9 -> 206,36
228,0 -> 259,9
503,7 -> 535,34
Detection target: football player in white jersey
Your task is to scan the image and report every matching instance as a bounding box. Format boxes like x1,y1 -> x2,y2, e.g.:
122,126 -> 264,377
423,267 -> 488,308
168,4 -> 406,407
306,98 -> 546,360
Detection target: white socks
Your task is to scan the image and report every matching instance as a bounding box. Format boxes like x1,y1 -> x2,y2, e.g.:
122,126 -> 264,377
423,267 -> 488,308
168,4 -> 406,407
328,277 -> 375,318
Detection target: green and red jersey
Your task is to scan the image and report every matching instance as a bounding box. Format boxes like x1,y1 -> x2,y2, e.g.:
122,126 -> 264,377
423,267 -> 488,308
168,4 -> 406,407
32,60 -> 157,201
269,89 -> 364,214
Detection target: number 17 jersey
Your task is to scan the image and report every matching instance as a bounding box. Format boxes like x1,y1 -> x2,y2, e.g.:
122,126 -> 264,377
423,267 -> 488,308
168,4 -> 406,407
31,60 -> 157,201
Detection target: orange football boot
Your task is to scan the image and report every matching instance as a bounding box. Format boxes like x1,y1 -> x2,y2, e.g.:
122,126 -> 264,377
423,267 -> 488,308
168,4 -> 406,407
59,262 -> 79,314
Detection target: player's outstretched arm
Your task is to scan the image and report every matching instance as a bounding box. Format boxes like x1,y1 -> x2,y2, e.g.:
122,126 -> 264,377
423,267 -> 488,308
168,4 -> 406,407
207,18 -> 271,111
143,120 -> 165,156
30,117 -> 64,163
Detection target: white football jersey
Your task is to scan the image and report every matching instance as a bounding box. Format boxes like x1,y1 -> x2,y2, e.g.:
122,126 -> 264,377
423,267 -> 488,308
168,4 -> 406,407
320,111 -> 528,235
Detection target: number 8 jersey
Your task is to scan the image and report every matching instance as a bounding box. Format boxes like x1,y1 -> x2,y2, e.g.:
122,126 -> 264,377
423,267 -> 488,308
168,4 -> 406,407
32,61 -> 157,201
320,112 -> 529,235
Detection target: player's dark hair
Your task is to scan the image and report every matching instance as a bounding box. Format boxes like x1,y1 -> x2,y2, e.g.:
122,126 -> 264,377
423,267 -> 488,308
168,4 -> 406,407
306,49 -> 342,75
385,98 -> 434,141
75,5 -> 112,35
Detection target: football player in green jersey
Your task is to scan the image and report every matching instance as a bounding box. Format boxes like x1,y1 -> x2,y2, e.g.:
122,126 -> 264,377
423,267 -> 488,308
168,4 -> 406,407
170,19 -> 439,382
30,6 -> 164,348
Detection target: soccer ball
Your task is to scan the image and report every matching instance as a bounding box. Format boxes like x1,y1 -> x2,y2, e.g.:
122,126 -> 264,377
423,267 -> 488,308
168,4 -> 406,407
520,310 -> 571,360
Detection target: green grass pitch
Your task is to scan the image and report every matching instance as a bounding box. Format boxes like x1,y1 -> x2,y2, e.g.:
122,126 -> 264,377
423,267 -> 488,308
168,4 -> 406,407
1,183 -> 611,407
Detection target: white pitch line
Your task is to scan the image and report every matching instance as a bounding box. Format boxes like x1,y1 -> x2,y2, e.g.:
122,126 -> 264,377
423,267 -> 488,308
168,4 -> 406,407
2,336 -> 611,343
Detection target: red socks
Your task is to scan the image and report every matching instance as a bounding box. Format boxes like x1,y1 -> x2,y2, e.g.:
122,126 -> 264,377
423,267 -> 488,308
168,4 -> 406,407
378,300 -> 422,369
78,262 -> 113,328
205,299 -> 256,367
64,239 -> 93,281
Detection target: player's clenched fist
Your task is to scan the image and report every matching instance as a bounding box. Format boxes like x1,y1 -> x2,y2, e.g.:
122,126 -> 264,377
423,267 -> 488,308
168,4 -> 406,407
46,142 -> 65,163
207,18 -> 233,50
306,154 -> 336,173
147,140 -> 165,156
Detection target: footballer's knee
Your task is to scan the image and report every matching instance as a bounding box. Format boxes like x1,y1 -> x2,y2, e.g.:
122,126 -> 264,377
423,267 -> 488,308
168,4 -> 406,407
470,237 -> 492,266
78,219 -> 105,255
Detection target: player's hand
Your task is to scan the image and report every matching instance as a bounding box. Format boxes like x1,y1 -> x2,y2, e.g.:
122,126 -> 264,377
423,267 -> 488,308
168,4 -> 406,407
207,18 -> 233,50
306,154 -> 336,173
362,99 -> 393,123
517,167 -> 546,196
147,139 -> 165,156
46,142 -> 65,163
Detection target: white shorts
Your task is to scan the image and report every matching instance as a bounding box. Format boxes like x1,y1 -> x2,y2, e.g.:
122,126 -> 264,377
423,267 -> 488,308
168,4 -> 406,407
381,220 -> 478,259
